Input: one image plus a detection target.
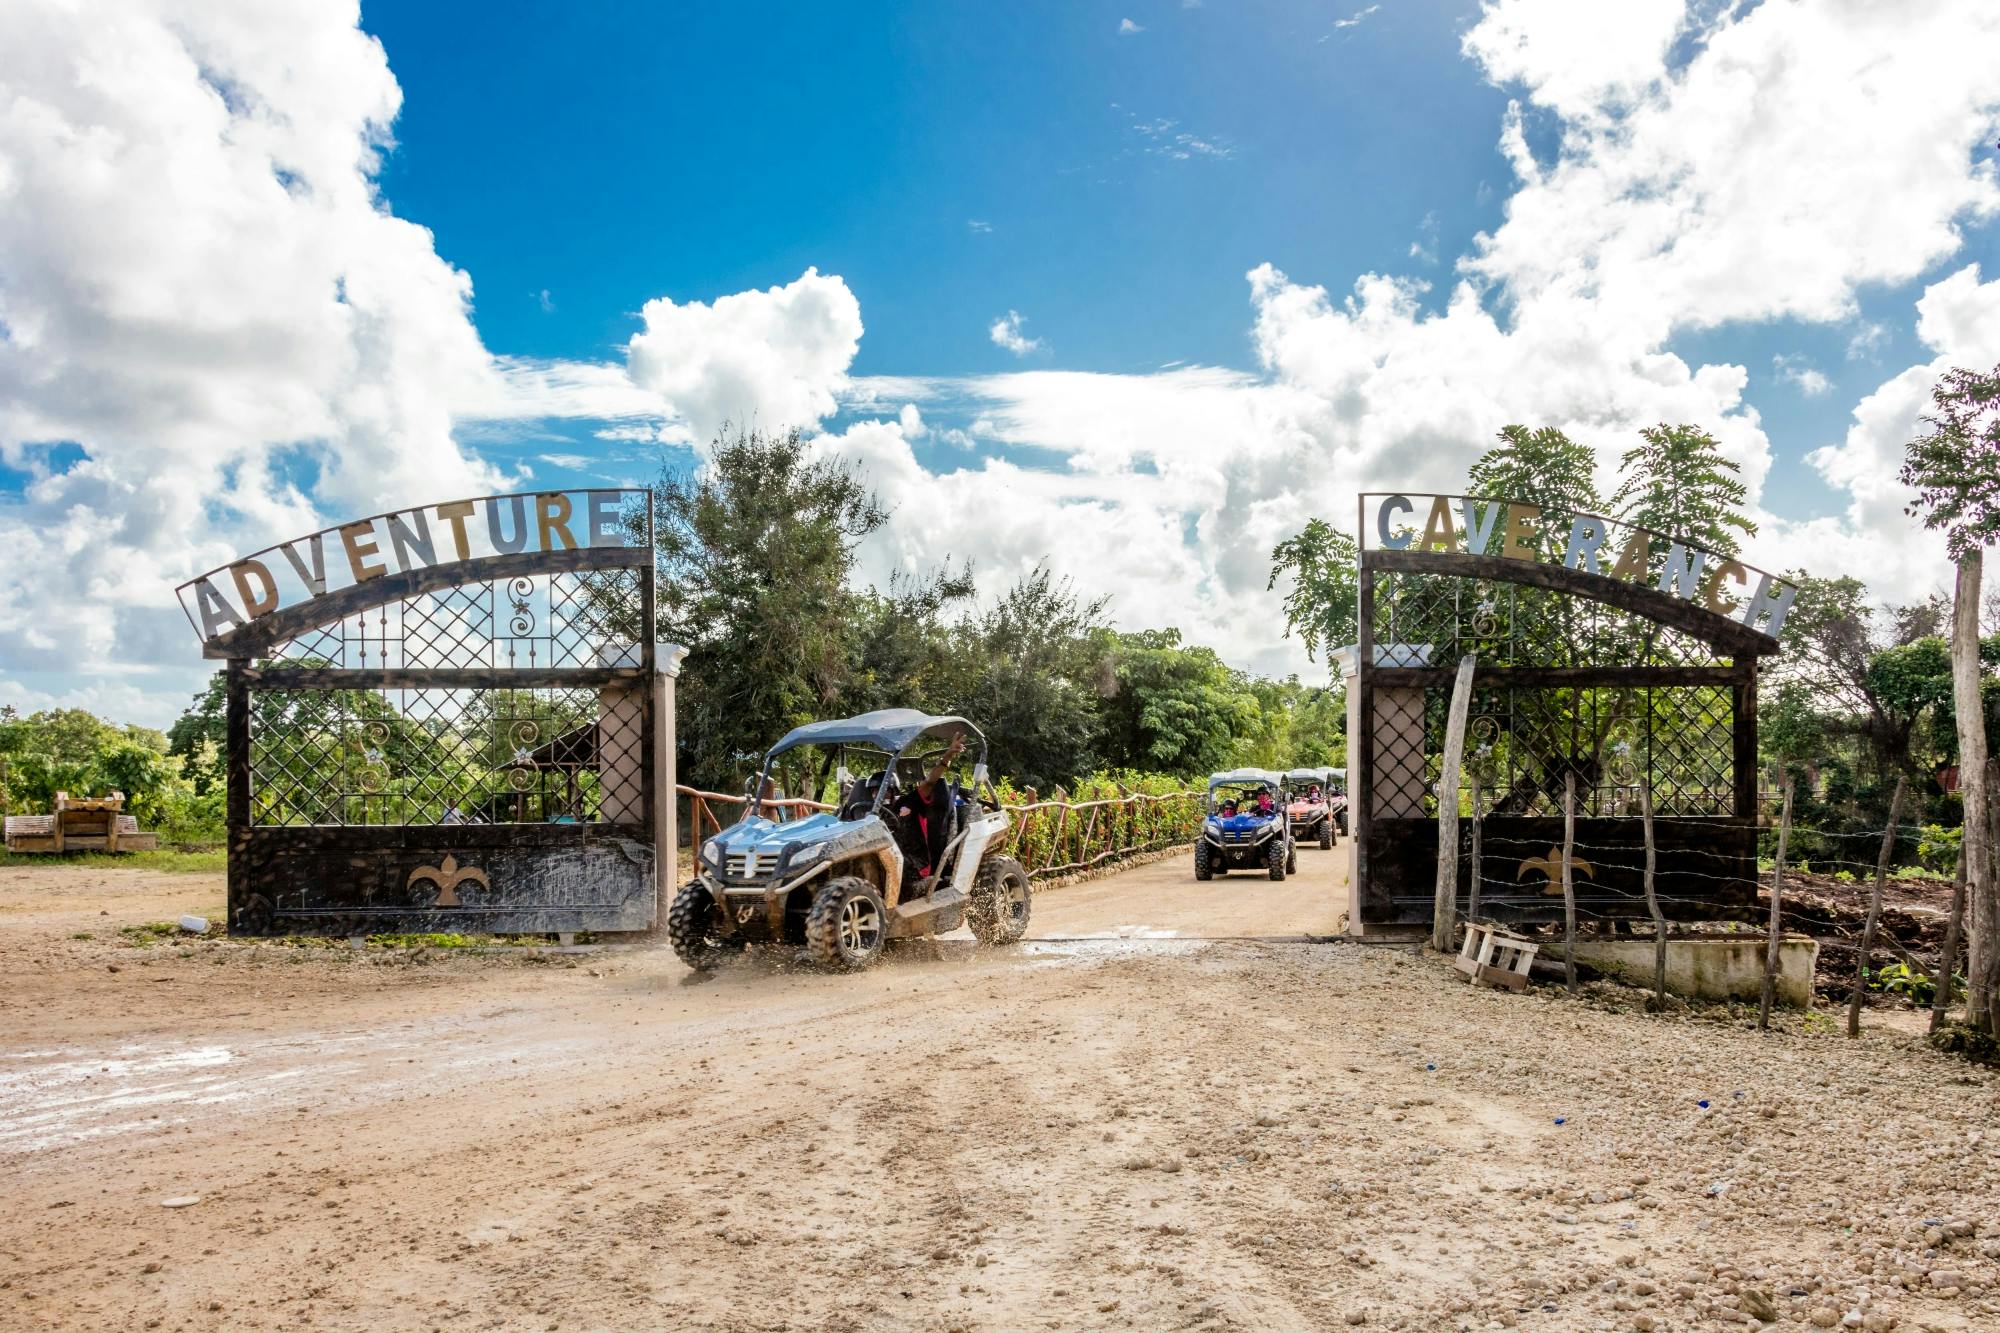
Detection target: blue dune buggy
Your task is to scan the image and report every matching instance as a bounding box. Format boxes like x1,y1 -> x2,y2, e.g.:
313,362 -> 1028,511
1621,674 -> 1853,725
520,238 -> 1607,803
1193,768 -> 1296,881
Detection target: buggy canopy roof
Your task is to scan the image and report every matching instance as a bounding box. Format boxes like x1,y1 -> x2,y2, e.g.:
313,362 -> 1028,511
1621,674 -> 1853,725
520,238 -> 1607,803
1207,767 -> 1285,791
1284,767 -> 1330,784
767,709 -> 983,759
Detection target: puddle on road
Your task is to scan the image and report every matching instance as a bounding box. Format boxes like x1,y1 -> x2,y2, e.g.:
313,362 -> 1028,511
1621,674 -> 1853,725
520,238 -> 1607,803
1023,934 -> 1213,966
0,1026 -> 583,1158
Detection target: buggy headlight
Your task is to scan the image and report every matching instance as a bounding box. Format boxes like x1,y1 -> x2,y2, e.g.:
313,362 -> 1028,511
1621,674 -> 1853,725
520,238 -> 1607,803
1253,823 -> 1276,841
700,841 -> 720,864
787,841 -> 828,866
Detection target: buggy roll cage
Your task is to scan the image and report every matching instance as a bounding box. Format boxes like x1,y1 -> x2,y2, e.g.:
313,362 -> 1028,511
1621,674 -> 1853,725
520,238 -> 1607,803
1203,768 -> 1291,811
750,710 -> 991,820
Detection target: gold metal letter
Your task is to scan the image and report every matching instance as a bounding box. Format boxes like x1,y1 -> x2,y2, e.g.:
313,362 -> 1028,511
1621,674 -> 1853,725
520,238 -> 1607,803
1702,559 -> 1749,615
340,520 -> 387,582
1608,529 -> 1650,582
230,559 -> 279,618
1421,496 -> 1457,552
536,493 -> 577,551
1502,504 -> 1540,560
434,501 -> 476,562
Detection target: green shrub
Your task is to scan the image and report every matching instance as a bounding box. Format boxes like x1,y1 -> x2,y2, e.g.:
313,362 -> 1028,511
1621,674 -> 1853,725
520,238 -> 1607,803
1917,824 -> 1962,875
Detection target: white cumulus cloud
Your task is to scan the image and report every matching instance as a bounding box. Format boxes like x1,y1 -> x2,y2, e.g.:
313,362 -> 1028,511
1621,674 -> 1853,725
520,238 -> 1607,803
0,0 -> 508,717
1773,355 -> 1832,398
625,267 -> 862,446
988,311 -> 1045,357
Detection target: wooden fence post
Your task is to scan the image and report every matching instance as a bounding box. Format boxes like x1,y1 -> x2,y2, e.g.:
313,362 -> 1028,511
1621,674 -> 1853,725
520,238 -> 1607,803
1758,774 -> 1796,1031
1048,791 -> 1069,876
1563,771 -> 1578,996
1466,774 -> 1483,925
1848,778 -> 1908,1038
1642,782 -> 1665,1007
1932,845 -> 1969,1033
1431,655 -> 1477,952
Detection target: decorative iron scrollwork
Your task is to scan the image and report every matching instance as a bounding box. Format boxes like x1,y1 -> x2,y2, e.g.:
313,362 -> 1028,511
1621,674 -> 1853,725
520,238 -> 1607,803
508,577 -> 536,637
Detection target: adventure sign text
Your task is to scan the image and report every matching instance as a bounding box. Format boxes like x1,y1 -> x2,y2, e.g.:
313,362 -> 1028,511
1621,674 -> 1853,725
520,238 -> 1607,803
1361,492 -> 1796,641
176,488 -> 648,647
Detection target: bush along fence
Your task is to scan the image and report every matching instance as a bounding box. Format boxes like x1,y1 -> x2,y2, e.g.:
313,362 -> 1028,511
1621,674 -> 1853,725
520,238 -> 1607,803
676,772 -> 1204,884
990,777 -> 1204,880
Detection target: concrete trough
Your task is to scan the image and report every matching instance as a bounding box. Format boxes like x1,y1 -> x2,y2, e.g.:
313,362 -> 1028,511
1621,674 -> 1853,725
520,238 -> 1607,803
1569,932 -> 1818,1009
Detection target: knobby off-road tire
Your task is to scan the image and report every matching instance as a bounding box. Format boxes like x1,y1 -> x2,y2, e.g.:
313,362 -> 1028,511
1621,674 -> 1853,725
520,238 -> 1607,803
668,882 -> 732,971
806,876 -> 889,970
1319,817 -> 1334,850
1193,839 -> 1214,881
1267,837 -> 1287,881
968,855 -> 1033,946
1287,844 -> 1298,876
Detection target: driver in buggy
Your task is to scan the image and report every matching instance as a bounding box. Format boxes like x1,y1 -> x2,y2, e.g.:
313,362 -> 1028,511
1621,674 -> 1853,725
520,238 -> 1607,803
886,733 -> 966,891
1305,782 -> 1322,802
1252,788 -> 1277,817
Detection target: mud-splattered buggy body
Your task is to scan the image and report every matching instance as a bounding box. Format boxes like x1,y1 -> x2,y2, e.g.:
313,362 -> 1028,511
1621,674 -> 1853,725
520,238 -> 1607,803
1284,766 -> 1339,849
1193,768 -> 1296,881
1323,767 -> 1349,837
670,709 -> 1031,971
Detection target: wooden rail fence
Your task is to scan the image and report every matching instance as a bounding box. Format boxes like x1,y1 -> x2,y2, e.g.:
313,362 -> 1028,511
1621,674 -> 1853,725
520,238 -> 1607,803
675,785 -> 1204,883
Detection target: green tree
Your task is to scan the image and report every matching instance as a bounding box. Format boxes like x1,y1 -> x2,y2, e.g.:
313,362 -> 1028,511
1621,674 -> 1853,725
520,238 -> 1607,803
1609,423 -> 1755,554
1096,629 -> 1261,778
1901,363 -> 2000,560
647,425 -> 887,790
1761,681 -> 1828,776
1468,424 -> 1603,547
1899,361 -> 2000,1035
1267,519 -> 1359,663
168,673 -> 228,796
841,565 -> 979,718
956,566 -> 1109,790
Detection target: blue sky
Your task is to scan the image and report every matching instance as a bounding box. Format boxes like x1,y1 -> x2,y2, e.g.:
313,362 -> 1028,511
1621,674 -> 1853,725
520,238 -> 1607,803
366,2 -> 1506,376
357,0 -> 1998,522
5,0 -> 2000,724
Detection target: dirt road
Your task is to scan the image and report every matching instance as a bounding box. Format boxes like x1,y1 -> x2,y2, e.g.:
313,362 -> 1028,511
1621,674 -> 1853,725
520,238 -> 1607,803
5,849 -> 2000,1332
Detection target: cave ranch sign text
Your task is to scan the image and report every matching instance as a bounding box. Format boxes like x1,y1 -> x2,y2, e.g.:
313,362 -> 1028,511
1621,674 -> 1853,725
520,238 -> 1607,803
1368,493 -> 1797,640
180,489 -> 633,644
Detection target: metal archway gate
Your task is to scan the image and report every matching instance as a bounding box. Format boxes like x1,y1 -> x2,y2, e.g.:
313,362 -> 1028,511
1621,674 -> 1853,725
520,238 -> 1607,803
179,489 -> 664,937
1347,492 -> 1797,933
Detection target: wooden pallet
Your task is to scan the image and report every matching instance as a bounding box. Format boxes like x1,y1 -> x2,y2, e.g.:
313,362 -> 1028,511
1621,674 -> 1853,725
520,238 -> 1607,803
1455,919 -> 1537,992
3,791 -> 159,854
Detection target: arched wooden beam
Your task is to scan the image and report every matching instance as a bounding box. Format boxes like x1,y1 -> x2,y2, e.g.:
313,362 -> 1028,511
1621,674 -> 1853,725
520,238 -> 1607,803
1363,549 -> 1779,658
201,546 -> 650,661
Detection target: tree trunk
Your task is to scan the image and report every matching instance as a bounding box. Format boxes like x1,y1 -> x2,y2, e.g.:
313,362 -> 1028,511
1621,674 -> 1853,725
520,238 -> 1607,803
1431,655 -> 1477,952
1951,553 -> 1994,1034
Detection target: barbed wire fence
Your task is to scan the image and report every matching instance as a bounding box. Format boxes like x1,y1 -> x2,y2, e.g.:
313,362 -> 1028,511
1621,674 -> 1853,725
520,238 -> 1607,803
1448,766 -> 1988,1033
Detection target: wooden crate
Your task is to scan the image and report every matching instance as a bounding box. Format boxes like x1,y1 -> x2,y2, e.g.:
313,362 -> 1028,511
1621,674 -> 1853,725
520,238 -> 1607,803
1455,919 -> 1538,992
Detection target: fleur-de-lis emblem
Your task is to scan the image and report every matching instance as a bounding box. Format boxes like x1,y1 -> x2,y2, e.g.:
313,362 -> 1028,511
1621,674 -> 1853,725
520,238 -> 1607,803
1516,846 -> 1595,896
406,855 -> 489,907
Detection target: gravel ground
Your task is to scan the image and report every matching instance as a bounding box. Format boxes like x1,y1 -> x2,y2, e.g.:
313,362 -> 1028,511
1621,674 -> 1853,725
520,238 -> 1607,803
3,862 -> 1998,1331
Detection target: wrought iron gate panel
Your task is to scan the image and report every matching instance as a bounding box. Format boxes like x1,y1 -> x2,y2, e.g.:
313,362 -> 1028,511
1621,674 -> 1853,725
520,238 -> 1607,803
194,489 -> 660,938
246,684 -> 645,829
255,568 -> 645,671
1351,494 -> 1785,932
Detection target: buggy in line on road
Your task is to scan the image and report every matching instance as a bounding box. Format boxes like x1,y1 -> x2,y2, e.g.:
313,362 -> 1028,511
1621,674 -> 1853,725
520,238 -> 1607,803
1194,768 -> 1296,881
